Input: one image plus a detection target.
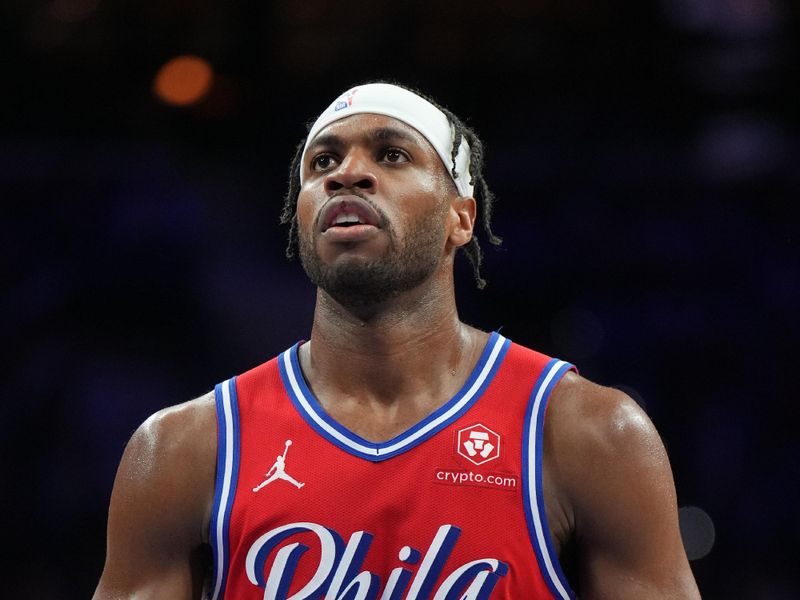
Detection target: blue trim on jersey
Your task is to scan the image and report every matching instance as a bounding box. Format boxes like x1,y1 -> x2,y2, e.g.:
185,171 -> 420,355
278,332 -> 511,462
210,378 -> 241,600
521,359 -> 576,600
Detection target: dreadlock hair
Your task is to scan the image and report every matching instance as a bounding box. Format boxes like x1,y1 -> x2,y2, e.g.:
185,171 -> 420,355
279,82 -> 502,289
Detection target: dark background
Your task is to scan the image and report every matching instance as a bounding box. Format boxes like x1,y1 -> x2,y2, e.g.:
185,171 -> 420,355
3,1 -> 798,598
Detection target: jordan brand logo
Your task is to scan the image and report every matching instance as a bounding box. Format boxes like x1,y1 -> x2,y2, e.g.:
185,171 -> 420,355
252,440 -> 305,492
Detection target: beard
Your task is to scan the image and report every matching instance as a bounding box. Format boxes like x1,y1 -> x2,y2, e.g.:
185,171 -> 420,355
299,207 -> 445,308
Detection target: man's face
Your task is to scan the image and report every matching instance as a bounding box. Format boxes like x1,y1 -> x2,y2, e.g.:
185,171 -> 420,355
296,113 -> 457,307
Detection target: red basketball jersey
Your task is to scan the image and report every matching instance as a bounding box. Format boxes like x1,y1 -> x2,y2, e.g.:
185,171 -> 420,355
209,332 -> 576,599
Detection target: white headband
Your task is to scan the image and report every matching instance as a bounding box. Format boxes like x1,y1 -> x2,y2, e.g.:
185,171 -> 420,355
299,83 -> 473,197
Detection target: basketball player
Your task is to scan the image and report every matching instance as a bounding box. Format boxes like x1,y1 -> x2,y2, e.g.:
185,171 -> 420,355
93,83 -> 701,599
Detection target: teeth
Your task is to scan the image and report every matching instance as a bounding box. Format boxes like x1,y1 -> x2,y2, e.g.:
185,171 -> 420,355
333,213 -> 363,225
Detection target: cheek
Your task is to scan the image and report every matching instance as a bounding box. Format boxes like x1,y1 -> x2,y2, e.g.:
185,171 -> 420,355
391,168 -> 451,211
392,195 -> 450,245
418,169 -> 450,198
296,190 -> 316,233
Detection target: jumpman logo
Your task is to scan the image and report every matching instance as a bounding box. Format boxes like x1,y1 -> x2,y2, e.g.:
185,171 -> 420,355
253,440 -> 305,492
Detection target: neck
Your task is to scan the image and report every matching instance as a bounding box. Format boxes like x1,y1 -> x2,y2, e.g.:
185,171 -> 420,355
299,270 -> 487,423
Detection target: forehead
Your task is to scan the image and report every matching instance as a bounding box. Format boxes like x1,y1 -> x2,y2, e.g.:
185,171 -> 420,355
308,113 -> 438,155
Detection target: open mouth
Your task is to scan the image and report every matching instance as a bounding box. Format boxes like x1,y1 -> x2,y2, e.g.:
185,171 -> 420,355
331,213 -> 366,227
320,195 -> 382,233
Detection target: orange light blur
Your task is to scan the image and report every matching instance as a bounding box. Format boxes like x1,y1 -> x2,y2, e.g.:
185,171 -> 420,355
153,55 -> 214,107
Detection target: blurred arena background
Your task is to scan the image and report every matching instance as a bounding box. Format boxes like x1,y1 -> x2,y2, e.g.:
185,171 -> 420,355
2,1 -> 798,597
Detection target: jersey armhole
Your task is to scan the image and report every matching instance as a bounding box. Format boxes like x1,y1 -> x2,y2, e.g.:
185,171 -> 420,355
522,359 -> 577,600
209,377 -> 241,600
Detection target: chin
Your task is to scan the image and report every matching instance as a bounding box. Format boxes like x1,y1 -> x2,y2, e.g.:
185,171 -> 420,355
299,224 -> 442,309
305,255 -> 436,308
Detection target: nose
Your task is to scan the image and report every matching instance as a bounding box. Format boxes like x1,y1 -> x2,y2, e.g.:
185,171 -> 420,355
324,150 -> 377,195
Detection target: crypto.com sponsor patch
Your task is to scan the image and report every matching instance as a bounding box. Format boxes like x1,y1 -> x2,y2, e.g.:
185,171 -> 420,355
434,468 -> 518,491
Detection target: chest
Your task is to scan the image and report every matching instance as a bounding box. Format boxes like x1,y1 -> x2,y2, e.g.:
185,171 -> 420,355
230,401 -> 541,599
210,338 -> 574,599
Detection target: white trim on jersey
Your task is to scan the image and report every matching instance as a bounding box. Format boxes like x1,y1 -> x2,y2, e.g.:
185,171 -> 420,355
281,332 -> 509,460
524,359 -> 575,600
211,378 -> 238,600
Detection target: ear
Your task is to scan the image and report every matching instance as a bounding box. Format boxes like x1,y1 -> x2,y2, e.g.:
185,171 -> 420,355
447,196 -> 476,249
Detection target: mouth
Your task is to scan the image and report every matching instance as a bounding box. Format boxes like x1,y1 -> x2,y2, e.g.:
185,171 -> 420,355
319,195 -> 382,234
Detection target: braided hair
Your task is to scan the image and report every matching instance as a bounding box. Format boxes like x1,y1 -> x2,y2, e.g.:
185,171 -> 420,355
279,82 -> 501,289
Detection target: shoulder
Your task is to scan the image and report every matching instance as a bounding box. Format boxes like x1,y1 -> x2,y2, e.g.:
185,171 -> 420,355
544,371 -> 669,507
543,372 -> 700,597
546,372 -> 659,458
94,393 -> 218,597
132,392 -> 216,457
115,392 -> 217,541
127,392 -> 217,485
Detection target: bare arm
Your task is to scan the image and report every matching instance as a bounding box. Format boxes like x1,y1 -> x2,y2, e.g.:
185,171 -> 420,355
93,393 -> 216,600
546,374 -> 701,599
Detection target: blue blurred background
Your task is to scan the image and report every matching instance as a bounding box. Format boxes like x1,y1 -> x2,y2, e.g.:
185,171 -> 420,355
2,1 -> 798,597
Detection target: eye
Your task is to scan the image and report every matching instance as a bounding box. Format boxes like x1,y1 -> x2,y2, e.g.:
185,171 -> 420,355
382,148 -> 410,164
311,154 -> 338,171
